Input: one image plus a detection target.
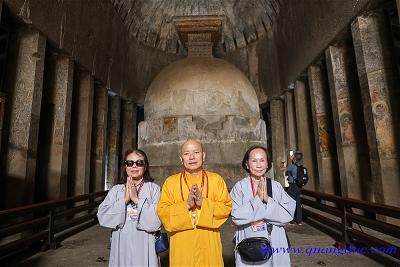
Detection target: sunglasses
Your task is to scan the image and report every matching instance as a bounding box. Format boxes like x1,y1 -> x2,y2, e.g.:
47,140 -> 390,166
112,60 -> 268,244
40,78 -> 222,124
124,160 -> 145,167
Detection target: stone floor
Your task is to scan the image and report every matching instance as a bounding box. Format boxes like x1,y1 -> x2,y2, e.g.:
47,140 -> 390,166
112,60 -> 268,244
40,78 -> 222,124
17,220 -> 393,267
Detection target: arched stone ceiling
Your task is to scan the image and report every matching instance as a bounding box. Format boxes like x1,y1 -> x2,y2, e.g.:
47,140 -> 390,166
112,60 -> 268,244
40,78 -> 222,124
110,0 -> 282,54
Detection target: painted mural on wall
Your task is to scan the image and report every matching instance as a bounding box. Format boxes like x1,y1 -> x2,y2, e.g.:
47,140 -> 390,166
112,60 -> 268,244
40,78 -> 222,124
372,98 -> 396,158
338,100 -> 355,146
371,80 -> 394,155
312,76 -> 327,114
309,65 -> 333,158
316,114 -> 331,158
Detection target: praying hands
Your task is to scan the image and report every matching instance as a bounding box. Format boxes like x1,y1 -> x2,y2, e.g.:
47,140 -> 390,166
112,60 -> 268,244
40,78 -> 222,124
125,176 -> 139,205
256,178 -> 269,203
187,184 -> 203,210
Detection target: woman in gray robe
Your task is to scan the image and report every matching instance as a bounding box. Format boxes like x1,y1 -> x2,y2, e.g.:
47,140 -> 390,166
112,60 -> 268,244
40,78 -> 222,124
97,149 -> 161,267
231,146 -> 296,267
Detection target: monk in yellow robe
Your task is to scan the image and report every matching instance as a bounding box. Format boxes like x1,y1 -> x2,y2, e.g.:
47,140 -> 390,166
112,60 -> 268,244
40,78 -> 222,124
157,139 -> 232,266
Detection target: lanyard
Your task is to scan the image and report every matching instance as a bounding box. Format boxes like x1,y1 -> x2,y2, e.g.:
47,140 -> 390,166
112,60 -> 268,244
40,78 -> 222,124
183,170 -> 205,193
179,169 -> 209,200
127,178 -> 145,208
135,179 -> 145,195
129,178 -> 144,195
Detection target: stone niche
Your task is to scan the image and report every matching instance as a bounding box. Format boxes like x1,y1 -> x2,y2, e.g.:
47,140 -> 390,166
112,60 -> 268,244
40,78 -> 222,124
138,57 -> 267,189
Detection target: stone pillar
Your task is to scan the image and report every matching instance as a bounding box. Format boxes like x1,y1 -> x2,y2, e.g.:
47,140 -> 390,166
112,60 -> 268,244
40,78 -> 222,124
284,90 -> 297,152
325,43 -> 365,199
47,56 -> 74,199
71,72 -> 94,196
351,12 -> 400,207
0,92 -> 5,155
91,84 -> 108,192
308,64 -> 340,195
120,99 -> 137,161
293,79 -> 318,191
270,98 -> 286,186
397,0 -> 400,24
5,30 -> 46,207
106,95 -> 121,189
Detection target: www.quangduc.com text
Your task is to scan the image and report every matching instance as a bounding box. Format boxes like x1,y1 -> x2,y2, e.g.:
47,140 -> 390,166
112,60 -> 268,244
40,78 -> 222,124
265,246 -> 397,256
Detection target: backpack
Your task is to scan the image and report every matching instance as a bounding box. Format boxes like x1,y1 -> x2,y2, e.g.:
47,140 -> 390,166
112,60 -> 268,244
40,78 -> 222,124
295,164 -> 309,187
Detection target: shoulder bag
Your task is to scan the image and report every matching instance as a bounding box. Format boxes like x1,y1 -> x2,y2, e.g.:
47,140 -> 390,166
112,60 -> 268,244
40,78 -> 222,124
155,230 -> 169,254
236,178 -> 273,262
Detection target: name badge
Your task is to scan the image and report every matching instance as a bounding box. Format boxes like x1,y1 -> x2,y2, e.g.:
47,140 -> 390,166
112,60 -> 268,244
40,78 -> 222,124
251,220 -> 267,232
127,204 -> 139,221
191,211 -> 197,225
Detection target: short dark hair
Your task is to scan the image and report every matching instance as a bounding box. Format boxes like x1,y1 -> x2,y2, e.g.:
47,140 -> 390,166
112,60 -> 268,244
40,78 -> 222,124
119,149 -> 153,184
294,151 -> 303,156
241,145 -> 269,173
294,151 -> 303,160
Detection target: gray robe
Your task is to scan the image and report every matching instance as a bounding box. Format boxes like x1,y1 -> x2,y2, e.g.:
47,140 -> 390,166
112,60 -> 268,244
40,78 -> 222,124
97,182 -> 161,267
230,177 -> 296,267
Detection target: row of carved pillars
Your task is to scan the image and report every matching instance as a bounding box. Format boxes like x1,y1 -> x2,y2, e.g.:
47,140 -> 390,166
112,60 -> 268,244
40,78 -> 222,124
0,25 -> 137,209
269,8 -> 400,210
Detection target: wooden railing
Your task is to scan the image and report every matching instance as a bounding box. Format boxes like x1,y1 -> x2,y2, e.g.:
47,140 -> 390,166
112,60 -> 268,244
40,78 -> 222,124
0,191 -> 108,261
301,189 -> 400,263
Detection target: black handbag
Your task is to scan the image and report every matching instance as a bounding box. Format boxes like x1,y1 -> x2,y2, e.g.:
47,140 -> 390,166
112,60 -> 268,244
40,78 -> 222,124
236,237 -> 272,262
154,231 -> 169,254
235,178 -> 274,262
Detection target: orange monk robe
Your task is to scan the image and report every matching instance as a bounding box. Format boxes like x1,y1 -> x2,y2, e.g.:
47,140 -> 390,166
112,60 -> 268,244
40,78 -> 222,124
157,170 -> 232,267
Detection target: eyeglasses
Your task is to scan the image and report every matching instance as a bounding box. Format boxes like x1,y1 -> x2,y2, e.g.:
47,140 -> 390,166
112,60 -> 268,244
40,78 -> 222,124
124,160 -> 145,167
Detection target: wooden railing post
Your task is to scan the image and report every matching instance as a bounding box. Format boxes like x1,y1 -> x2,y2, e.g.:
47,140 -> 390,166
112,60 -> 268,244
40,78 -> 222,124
0,92 -> 6,155
48,209 -> 56,249
342,203 -> 349,245
1,191 -> 107,261
88,192 -> 95,215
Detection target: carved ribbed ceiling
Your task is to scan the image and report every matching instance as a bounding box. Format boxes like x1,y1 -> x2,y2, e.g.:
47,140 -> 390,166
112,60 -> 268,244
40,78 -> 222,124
111,0 -> 282,54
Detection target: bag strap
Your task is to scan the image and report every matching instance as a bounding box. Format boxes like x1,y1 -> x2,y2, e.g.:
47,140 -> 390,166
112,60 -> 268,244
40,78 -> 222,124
295,163 -> 304,168
266,178 -> 273,199
266,178 -> 273,235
